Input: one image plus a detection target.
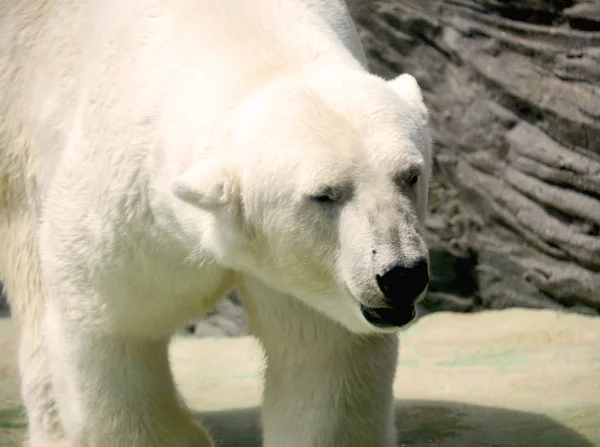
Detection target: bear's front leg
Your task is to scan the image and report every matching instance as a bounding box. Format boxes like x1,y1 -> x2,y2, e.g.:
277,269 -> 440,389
241,278 -> 398,447
43,298 -> 213,447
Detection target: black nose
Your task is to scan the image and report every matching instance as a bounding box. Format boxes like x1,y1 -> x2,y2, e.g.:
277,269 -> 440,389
376,258 -> 429,305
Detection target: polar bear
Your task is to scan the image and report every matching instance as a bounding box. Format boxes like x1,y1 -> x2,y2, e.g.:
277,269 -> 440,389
0,0 -> 432,446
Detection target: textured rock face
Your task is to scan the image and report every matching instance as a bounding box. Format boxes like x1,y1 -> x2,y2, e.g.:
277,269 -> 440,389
0,283 -> 8,317
186,291 -> 250,338
357,0 -> 600,315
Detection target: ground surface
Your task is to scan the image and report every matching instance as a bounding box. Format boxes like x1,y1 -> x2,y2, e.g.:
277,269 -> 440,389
1,308 -> 599,446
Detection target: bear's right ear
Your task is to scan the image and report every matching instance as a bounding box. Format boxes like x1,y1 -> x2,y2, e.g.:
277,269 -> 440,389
388,73 -> 429,124
171,159 -> 236,210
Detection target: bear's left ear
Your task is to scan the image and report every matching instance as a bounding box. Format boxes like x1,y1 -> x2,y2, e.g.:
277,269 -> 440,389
388,73 -> 429,123
171,158 -> 237,210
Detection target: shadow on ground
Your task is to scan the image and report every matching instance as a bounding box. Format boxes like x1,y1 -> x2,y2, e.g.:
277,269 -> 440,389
1,400 -> 593,446
196,400 -> 594,447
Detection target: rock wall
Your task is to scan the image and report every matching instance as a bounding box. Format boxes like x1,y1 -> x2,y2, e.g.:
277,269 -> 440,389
0,283 -> 8,317
184,291 -> 250,338
357,0 -> 600,314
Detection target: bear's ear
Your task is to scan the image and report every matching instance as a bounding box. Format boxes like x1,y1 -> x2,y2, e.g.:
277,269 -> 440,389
171,159 -> 236,210
388,73 -> 428,123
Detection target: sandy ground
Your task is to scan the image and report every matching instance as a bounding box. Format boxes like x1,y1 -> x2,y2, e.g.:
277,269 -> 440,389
1,308 -> 599,446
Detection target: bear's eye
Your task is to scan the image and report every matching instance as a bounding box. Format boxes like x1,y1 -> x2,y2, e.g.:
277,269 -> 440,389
309,186 -> 341,205
312,194 -> 336,204
394,167 -> 421,191
407,171 -> 419,187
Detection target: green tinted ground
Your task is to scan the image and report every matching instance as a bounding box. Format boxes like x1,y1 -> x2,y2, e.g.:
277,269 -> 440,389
1,309 -> 599,446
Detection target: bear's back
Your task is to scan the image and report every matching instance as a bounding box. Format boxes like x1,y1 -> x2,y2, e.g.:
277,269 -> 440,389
0,0 -> 365,215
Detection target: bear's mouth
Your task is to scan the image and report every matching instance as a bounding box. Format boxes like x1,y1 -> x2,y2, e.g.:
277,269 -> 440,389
360,304 -> 416,328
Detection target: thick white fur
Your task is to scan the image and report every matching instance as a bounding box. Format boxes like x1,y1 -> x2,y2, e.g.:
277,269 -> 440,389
0,0 -> 431,446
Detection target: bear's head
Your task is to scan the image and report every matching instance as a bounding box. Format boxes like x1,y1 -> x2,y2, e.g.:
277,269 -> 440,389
172,71 -> 432,334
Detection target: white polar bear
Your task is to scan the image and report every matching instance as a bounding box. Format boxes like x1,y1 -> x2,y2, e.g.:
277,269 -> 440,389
0,0 -> 432,446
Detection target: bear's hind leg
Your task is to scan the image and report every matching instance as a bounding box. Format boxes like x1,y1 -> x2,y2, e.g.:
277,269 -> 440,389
0,219 -> 71,447
19,316 -> 72,447
241,277 -> 399,447
43,299 -> 213,447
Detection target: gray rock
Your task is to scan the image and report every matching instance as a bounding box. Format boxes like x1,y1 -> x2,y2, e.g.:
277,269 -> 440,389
0,282 -> 9,317
189,290 -> 250,337
356,0 -> 600,315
